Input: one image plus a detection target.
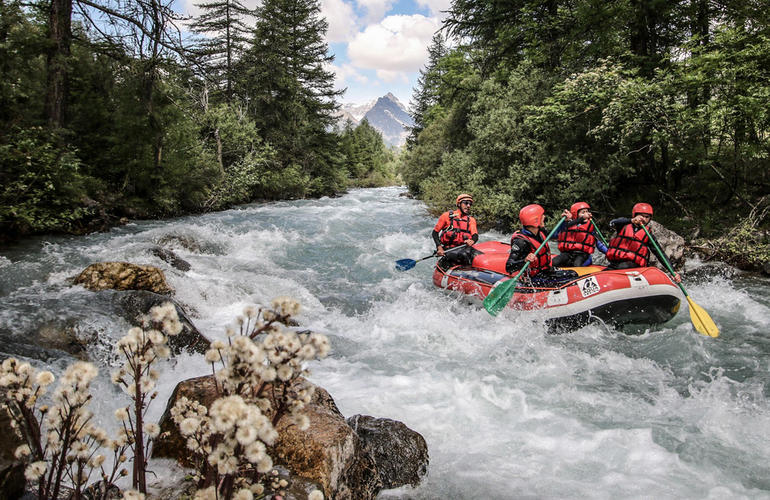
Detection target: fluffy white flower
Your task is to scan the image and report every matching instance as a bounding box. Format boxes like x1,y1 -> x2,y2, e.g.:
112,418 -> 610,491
115,407 -> 129,421
234,489 -> 253,500
14,445 -> 30,459
204,349 -> 222,363
145,423 -> 160,438
193,486 -> 216,500
35,371 -> 55,386
308,489 -> 324,500
180,417 -> 200,436
235,425 -> 257,446
122,490 -> 146,500
24,461 -> 47,481
256,455 -> 273,473
261,367 -> 276,382
277,365 -> 293,381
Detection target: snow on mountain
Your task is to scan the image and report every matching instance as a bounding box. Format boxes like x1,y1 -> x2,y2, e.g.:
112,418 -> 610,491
334,93 -> 414,147
361,93 -> 414,148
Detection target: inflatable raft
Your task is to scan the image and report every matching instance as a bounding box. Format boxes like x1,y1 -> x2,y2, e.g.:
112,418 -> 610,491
432,241 -> 683,332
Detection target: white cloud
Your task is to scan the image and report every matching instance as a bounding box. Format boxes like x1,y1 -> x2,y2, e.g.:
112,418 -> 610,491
321,0 -> 358,42
375,69 -> 409,83
416,0 -> 452,17
348,14 -> 440,74
330,62 -> 370,89
355,0 -> 396,23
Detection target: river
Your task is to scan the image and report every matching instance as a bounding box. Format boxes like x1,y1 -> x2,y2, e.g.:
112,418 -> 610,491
1,186 -> 770,499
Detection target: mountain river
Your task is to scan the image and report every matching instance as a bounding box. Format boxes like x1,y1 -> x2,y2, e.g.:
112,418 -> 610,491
1,186 -> 770,499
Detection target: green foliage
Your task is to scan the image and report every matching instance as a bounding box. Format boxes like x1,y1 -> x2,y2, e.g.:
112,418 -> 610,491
238,0 -> 346,196
408,1 -> 770,237
340,119 -> 396,187
0,0 -> 354,239
697,201 -> 770,270
0,128 -> 93,233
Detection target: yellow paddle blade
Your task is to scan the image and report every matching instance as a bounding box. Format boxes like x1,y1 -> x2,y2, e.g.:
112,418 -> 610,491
687,296 -> 719,337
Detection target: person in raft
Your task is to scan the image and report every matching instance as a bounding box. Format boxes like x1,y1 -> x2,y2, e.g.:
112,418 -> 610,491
606,202 -> 681,282
432,193 -> 479,267
505,204 -> 575,283
552,201 -> 608,267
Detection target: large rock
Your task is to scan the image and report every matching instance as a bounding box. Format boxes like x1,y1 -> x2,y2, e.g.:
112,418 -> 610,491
346,414 -> 428,489
150,246 -> 191,272
153,375 -> 383,499
74,262 -> 173,294
647,221 -> 686,269
112,291 -> 210,355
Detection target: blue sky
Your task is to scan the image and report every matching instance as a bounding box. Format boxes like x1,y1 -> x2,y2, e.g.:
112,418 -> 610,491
179,0 -> 451,107
321,0 -> 451,106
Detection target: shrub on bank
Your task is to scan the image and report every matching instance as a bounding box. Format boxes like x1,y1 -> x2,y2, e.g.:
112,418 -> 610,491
1,298 -> 327,500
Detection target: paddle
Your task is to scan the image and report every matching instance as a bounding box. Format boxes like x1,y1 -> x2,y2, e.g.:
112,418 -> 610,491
395,244 -> 467,271
590,220 -> 609,248
483,216 -> 567,316
640,224 -> 719,337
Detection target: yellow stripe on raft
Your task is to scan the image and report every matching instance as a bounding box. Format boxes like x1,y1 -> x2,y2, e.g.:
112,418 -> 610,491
561,265 -> 605,277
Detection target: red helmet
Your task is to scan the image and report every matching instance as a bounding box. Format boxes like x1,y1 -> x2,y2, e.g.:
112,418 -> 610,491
456,193 -> 473,206
519,204 -> 545,227
570,202 -> 590,220
632,202 -> 653,216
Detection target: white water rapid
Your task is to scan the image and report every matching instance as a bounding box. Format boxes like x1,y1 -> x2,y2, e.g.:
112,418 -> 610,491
2,187 -> 770,499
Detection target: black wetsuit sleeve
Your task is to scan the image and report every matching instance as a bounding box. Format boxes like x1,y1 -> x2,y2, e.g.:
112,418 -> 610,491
432,230 -> 441,248
471,233 -> 479,243
505,239 -> 531,274
610,218 -> 632,232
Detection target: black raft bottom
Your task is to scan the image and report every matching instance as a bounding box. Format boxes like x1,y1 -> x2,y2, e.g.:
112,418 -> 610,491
545,294 -> 682,334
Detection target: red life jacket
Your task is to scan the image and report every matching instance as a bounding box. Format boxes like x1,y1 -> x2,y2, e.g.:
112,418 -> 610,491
439,211 -> 474,247
606,223 -> 650,267
511,230 -> 551,276
557,220 -> 597,254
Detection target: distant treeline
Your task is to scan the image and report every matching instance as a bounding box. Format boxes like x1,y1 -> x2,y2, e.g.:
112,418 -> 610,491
401,1 -> 770,237
0,0 -> 395,239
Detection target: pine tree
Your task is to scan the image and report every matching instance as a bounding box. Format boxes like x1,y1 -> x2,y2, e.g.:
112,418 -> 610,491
241,0 -> 342,163
189,0 -> 254,102
239,0 -> 344,195
407,31 -> 448,148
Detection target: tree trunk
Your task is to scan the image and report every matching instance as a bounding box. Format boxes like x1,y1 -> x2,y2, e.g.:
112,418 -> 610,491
45,0 -> 72,127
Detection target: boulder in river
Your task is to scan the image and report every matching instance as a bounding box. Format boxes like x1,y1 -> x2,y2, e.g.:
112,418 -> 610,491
150,246 -> 191,272
112,291 -> 210,355
346,414 -> 429,489
74,262 -> 173,294
153,375 -> 434,499
647,220 -> 686,269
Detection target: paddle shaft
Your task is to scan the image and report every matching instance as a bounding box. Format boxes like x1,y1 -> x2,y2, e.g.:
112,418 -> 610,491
639,224 -> 688,297
424,243 -> 468,261
590,220 -> 610,248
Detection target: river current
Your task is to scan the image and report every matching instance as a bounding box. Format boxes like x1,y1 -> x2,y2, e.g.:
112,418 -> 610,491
1,186 -> 770,499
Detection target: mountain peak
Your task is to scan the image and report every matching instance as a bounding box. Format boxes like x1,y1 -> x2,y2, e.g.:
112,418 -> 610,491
335,93 -> 414,147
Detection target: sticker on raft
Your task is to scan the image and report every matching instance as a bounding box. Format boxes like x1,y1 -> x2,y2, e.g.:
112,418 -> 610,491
578,276 -> 600,297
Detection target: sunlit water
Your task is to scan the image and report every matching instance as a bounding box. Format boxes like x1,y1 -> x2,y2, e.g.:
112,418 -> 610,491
2,187 -> 770,499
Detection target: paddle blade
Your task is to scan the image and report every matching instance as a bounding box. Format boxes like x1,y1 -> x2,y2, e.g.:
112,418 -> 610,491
686,296 -> 719,337
483,276 -> 521,316
395,259 -> 416,271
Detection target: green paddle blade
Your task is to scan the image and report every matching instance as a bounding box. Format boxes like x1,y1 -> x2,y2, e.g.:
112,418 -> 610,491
687,296 -> 720,337
483,275 -> 522,316
483,262 -> 530,316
